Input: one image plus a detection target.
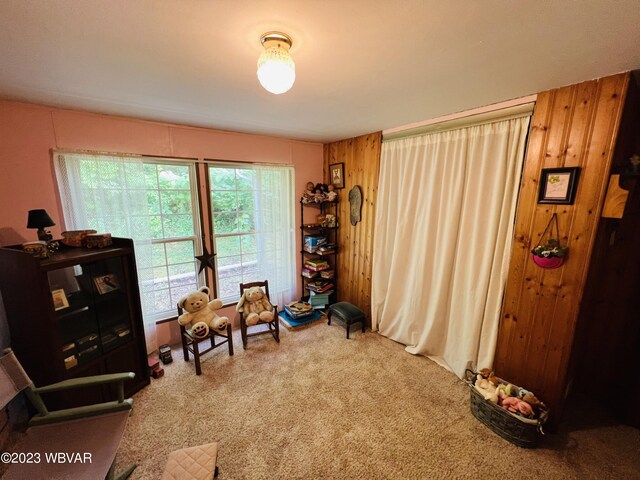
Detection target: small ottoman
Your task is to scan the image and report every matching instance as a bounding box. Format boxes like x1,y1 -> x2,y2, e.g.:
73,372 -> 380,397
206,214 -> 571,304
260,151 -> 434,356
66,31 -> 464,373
328,302 -> 366,339
162,442 -> 219,479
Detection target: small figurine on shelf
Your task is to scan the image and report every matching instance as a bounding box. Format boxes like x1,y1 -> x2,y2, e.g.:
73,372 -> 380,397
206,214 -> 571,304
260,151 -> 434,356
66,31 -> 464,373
324,214 -> 336,228
302,181 -> 315,204
314,183 -> 328,203
326,184 -> 337,202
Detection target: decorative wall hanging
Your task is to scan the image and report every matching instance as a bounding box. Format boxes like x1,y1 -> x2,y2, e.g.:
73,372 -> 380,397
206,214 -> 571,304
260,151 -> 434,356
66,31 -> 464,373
329,162 -> 345,189
195,245 -> 216,274
537,167 -> 580,204
531,213 -> 567,269
349,185 -> 362,226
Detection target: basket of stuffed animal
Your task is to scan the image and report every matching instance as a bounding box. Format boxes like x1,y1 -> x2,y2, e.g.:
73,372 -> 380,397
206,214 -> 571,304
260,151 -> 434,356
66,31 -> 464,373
465,369 -> 548,448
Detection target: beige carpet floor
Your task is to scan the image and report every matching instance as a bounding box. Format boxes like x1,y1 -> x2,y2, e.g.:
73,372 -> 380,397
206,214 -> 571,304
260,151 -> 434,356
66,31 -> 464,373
110,320 -> 640,479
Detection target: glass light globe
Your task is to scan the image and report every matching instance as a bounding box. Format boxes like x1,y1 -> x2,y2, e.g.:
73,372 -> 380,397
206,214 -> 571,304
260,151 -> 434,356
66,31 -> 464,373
257,45 -> 296,95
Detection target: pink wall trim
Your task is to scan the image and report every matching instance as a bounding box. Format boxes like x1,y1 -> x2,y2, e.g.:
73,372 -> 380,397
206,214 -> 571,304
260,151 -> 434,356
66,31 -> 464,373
0,100 -> 324,345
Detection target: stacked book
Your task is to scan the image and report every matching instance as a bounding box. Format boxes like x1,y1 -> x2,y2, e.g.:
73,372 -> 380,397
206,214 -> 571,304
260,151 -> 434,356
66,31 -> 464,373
284,301 -> 314,319
309,291 -> 331,309
304,259 -> 329,272
320,269 -> 334,279
306,280 -> 334,293
301,267 -> 320,279
317,243 -> 337,255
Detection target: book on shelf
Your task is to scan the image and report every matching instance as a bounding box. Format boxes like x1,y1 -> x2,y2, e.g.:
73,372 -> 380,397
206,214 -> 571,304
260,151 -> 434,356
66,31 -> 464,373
304,261 -> 330,272
301,268 -> 319,278
304,259 -> 329,268
307,281 -> 334,293
320,269 -> 334,279
318,243 -> 337,252
309,291 -> 330,304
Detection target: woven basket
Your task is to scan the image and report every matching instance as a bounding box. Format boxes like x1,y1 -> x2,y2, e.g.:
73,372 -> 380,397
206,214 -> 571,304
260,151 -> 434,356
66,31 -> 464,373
467,373 -> 547,448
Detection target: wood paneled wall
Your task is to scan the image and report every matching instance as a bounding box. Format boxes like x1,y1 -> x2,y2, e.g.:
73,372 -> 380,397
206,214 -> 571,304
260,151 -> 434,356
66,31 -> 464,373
323,132 -> 382,321
494,73 -> 630,421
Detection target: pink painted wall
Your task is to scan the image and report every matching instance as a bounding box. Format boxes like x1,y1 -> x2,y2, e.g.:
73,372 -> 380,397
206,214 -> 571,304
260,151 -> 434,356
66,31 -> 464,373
0,100 -> 323,345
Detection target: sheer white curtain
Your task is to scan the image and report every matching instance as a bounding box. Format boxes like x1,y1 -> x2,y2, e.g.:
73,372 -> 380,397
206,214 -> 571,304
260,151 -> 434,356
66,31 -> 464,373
54,152 -> 157,353
372,116 -> 530,378
253,164 -> 297,307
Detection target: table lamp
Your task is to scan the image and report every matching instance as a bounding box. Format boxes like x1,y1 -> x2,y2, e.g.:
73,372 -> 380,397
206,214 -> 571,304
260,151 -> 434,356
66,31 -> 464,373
27,209 -> 55,241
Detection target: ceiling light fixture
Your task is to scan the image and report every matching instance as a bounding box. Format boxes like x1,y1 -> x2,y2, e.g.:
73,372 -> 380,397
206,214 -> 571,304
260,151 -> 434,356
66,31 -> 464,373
257,32 -> 295,95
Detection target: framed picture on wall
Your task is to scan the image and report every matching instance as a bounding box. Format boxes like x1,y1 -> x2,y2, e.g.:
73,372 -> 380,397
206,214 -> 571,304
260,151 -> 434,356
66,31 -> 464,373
537,167 -> 580,205
329,162 -> 345,189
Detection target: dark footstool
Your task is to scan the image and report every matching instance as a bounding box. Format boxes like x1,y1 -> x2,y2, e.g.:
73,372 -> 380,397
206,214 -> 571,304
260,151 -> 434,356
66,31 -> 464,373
327,302 -> 366,339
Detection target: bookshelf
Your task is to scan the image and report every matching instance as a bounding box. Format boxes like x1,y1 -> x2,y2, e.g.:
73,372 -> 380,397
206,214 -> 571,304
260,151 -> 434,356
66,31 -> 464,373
0,238 -> 149,409
300,199 -> 338,310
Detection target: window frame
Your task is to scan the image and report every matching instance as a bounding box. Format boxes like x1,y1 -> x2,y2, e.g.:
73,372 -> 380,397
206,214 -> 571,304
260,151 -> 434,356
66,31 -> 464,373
138,157 -> 204,322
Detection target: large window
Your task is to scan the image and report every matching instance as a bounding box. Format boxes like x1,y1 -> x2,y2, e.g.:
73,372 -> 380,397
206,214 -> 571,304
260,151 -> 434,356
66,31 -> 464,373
209,164 -> 296,306
55,153 -> 201,327
56,152 -> 297,352
137,163 -> 200,319
209,166 -> 259,301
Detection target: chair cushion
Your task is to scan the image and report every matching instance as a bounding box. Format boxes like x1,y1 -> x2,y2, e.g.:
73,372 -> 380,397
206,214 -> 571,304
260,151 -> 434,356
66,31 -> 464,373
329,302 -> 365,321
162,442 -> 219,480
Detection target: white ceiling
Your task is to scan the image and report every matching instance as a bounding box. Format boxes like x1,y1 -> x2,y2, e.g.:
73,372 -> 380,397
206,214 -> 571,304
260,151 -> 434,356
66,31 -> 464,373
1,0 -> 640,143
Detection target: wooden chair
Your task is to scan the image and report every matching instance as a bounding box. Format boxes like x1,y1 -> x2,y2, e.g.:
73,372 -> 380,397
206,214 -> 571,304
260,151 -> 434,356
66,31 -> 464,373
178,307 -> 234,376
0,348 -> 136,480
237,280 -> 279,349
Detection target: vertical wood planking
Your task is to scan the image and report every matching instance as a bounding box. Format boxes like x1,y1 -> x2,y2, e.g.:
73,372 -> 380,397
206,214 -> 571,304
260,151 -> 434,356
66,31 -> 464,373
494,73 -> 629,421
323,132 -> 381,322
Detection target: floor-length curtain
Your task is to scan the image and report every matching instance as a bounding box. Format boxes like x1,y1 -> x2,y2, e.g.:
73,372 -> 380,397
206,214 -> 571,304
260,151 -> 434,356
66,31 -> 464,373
371,116 -> 530,378
54,152 -> 157,354
253,164 -> 297,307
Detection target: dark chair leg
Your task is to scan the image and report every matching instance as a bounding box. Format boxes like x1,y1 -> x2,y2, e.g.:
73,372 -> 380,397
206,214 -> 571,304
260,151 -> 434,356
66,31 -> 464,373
226,323 -> 234,356
240,319 -> 248,349
274,312 -> 280,343
193,340 -> 202,375
182,335 -> 189,361
327,311 -> 332,325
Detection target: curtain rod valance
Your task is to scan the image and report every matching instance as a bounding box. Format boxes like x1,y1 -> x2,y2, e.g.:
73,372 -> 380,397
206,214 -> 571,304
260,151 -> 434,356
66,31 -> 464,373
383,102 -> 535,142
53,150 -> 293,168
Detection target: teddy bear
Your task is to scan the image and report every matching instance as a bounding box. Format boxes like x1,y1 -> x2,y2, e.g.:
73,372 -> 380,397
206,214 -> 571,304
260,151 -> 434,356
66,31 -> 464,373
236,286 -> 274,326
478,368 -> 503,387
501,397 -> 534,417
474,375 -> 498,404
519,391 -> 546,414
177,286 -> 228,338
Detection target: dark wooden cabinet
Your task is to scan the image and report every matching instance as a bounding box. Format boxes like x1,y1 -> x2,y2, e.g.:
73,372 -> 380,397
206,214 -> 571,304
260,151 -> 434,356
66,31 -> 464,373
0,237 -> 149,408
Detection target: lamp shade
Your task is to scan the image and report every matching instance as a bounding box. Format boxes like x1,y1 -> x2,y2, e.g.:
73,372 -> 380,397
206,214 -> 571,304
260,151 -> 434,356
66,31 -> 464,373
27,209 -> 55,229
257,32 -> 295,95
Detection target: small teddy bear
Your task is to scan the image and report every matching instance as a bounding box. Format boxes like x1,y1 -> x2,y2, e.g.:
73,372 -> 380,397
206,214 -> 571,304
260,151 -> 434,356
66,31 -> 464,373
501,397 -> 534,417
474,375 -> 498,404
177,286 -> 228,338
236,286 -> 274,326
